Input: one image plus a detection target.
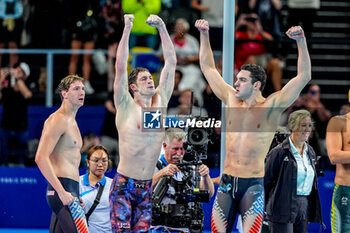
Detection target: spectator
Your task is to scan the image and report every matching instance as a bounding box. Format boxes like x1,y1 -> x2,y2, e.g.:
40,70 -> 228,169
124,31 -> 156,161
0,62 -> 31,166
79,145 -> 113,233
121,0 -> 161,50
100,0 -> 123,92
301,84 -> 331,154
68,0 -> 100,95
286,0 -> 320,38
249,0 -> 282,39
100,92 -> 119,168
80,132 -> 101,168
0,0 -> 24,67
167,69 -> 183,109
235,13 -> 282,97
265,109 -> 322,233
158,18 -> 206,105
191,0 -> 223,50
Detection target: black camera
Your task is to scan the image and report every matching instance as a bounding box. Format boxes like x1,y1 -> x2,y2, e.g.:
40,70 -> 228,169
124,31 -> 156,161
152,160 -> 209,232
184,117 -> 213,161
245,17 -> 258,23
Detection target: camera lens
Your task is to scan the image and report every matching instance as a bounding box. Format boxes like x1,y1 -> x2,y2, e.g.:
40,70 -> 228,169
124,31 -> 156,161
192,130 -> 203,143
188,128 -> 208,145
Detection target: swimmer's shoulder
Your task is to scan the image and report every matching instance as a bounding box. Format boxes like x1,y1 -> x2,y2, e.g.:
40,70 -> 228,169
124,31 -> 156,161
327,114 -> 348,132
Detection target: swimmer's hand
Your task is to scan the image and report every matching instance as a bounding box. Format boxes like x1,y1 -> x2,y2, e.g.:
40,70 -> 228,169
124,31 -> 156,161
124,14 -> 134,29
195,19 -> 209,34
79,196 -> 85,208
58,189 -> 75,206
286,26 -> 305,40
146,14 -> 165,28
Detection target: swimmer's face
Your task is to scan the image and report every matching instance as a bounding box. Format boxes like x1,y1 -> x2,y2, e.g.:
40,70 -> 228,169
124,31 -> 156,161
292,116 -> 313,143
63,80 -> 85,106
87,149 -> 109,177
234,70 -> 254,99
164,138 -> 185,165
132,71 -> 155,97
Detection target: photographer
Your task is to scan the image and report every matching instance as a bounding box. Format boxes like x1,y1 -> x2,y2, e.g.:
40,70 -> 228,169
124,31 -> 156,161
150,127 -> 214,233
0,62 -> 31,166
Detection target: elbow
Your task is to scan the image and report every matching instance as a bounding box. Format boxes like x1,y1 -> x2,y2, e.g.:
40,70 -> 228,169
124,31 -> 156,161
328,156 -> 337,165
328,153 -> 339,165
34,155 -> 41,165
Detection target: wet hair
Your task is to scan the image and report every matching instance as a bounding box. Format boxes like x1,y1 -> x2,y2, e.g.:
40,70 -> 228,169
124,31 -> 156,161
164,128 -> 187,145
240,64 -> 266,91
56,75 -> 84,100
128,67 -> 150,97
86,145 -> 112,170
288,109 -> 314,132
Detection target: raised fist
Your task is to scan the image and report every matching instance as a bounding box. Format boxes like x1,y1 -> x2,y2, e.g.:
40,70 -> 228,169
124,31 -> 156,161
195,19 -> 209,33
286,26 -> 305,40
124,14 -> 134,29
146,14 -> 164,28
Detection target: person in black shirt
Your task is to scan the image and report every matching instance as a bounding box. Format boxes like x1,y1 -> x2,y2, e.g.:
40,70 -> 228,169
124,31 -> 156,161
0,62 -> 31,166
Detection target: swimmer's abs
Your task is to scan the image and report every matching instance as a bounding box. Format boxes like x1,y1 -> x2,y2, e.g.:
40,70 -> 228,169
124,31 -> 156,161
223,160 -> 265,178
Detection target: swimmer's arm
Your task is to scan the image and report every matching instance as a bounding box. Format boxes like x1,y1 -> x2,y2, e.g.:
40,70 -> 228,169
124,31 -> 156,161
195,19 -> 233,104
273,27 -> 311,108
326,117 -> 350,164
35,116 -> 74,205
149,15 -> 177,102
113,14 -> 134,107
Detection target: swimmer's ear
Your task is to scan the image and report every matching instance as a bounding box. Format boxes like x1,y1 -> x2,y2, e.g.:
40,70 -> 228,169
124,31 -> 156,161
130,84 -> 138,92
61,90 -> 68,99
253,81 -> 261,90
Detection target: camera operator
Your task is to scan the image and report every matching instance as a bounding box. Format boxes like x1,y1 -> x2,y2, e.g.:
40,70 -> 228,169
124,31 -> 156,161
150,127 -> 214,233
0,62 -> 31,166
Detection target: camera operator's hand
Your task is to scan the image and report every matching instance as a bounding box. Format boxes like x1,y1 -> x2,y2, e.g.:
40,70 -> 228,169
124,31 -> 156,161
198,164 -> 210,177
162,164 -> 180,177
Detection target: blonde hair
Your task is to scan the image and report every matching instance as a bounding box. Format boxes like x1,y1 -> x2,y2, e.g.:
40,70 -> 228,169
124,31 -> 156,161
288,109 -> 313,132
164,128 -> 186,145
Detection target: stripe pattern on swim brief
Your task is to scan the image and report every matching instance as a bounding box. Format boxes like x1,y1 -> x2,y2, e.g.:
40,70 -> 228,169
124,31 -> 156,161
211,196 -> 228,233
68,197 -> 89,233
331,184 -> 341,233
242,194 -> 264,233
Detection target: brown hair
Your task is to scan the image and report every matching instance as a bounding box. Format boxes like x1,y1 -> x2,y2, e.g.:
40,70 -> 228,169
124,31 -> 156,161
56,75 -> 84,100
240,64 -> 266,91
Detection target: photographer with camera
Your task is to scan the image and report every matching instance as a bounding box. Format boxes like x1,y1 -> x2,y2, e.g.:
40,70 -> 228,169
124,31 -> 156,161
150,127 -> 214,233
0,62 -> 31,166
